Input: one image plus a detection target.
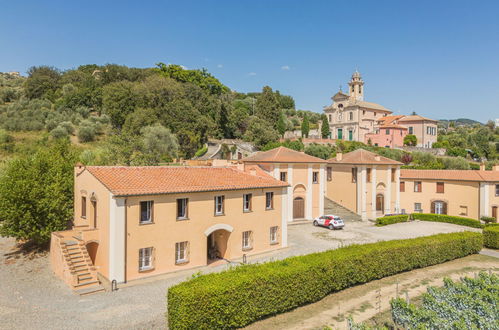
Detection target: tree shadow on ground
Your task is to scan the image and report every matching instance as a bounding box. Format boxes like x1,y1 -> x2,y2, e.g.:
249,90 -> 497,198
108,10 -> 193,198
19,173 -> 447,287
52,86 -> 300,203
3,240 -> 48,262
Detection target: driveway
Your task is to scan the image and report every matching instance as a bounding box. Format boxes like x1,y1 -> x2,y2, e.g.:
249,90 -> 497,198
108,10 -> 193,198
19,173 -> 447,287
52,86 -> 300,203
0,220 -> 482,330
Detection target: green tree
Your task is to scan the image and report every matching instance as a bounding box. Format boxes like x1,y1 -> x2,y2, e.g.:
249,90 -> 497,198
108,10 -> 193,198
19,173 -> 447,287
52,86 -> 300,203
0,140 -> 78,245
141,124 -> 179,163
25,66 -> 61,100
276,112 -> 286,137
255,86 -> 280,127
404,134 -> 417,146
304,143 -> 334,160
243,116 -> 279,147
320,114 -> 330,138
301,114 -> 310,138
102,80 -> 137,129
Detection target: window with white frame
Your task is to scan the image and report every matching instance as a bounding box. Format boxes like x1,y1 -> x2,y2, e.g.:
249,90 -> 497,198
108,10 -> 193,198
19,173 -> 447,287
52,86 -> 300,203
139,247 -> 153,271
214,195 -> 224,215
140,201 -> 153,224
414,203 -> 422,213
242,231 -> 253,250
175,241 -> 189,264
312,171 -> 319,184
176,198 -> 188,220
243,193 -> 252,212
270,226 -> 278,244
265,192 -> 274,210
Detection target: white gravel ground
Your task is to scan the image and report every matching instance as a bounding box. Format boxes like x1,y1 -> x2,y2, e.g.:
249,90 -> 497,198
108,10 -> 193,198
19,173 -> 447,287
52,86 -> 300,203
0,220 -> 482,329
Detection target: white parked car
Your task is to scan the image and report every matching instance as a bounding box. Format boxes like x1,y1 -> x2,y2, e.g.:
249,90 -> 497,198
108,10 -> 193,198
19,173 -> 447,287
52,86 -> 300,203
313,215 -> 345,230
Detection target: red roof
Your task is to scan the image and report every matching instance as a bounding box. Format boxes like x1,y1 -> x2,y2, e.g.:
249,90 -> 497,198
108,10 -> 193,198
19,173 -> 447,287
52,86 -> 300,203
400,169 -> 499,182
242,146 -> 327,163
85,166 -> 288,196
328,149 -> 403,165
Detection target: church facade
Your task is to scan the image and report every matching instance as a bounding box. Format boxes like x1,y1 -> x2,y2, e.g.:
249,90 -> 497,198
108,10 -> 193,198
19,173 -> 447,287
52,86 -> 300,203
323,71 -> 437,148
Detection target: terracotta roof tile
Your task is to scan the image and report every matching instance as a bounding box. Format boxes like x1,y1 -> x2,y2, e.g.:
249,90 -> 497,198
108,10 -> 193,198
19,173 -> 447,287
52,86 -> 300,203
85,166 -> 288,196
328,149 -> 403,165
400,169 -> 499,182
398,115 -> 437,122
242,146 -> 327,163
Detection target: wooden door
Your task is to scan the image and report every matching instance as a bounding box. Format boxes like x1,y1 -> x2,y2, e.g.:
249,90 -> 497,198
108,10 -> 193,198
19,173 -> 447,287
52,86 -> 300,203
293,197 -> 305,219
493,206 -> 498,220
376,194 -> 384,213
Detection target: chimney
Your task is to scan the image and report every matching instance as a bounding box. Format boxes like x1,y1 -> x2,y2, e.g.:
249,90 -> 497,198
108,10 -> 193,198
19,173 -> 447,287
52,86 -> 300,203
336,153 -> 343,161
480,163 -> 486,171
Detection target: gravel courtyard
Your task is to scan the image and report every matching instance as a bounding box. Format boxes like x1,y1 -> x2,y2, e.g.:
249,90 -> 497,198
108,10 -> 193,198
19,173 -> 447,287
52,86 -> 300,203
0,220 -> 483,330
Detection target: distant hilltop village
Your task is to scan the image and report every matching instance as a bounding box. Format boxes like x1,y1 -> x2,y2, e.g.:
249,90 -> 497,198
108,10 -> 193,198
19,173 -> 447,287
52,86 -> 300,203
323,71 -> 438,148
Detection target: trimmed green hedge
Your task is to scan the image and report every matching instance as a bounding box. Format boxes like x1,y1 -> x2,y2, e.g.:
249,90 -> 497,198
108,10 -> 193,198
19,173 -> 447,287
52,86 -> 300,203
167,232 -> 482,329
412,213 -> 483,229
376,215 -> 409,226
483,226 -> 499,249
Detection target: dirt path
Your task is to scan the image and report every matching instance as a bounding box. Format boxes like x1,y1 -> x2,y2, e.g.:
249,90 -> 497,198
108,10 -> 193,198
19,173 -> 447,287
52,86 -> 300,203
245,254 -> 499,330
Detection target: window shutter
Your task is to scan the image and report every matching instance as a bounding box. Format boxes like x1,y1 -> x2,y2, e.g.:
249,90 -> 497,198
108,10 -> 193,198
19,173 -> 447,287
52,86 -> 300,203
186,242 -> 190,261
277,227 -> 280,242
152,247 -> 156,267
431,202 -> 435,214
250,231 -> 254,248
443,202 -> 447,215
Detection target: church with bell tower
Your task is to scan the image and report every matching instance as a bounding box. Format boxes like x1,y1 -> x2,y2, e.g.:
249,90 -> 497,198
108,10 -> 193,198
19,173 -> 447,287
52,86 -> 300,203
323,71 -> 392,143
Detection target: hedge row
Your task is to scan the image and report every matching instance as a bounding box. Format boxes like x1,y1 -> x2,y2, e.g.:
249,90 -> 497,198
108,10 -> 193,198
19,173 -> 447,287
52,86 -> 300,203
483,226 -> 499,249
167,232 -> 482,329
412,213 -> 483,228
376,215 -> 409,226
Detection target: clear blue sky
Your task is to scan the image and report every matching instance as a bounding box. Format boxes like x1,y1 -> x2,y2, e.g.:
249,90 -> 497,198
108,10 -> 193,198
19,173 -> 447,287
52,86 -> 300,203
1,0 -> 498,122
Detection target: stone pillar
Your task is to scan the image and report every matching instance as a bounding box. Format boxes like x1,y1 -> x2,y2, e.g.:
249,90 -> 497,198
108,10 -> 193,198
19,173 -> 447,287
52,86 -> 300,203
287,165 -> 294,222
319,164 -> 325,216
361,166 -> 367,220
306,165 -> 313,219
385,166 -> 392,214
371,166 -> 377,219
395,166 -> 401,213
281,187 -> 288,247
273,164 -> 280,180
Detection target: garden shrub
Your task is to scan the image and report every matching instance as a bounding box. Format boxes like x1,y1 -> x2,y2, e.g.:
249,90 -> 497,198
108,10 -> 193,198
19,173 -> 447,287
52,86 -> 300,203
77,125 -> 96,142
194,145 -> 208,158
167,232 -> 482,329
50,126 -> 69,139
412,213 -> 483,228
375,215 -> 409,226
480,216 -> 497,224
483,226 -> 499,249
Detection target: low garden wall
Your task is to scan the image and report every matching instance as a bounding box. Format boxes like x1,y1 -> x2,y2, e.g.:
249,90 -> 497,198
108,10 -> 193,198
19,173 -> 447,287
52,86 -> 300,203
167,232 -> 482,329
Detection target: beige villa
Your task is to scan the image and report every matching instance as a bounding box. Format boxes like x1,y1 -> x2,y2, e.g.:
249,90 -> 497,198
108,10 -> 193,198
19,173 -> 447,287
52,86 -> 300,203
399,167 -> 499,220
326,149 -> 403,220
51,164 -> 287,293
242,147 -> 327,221
323,71 -> 437,148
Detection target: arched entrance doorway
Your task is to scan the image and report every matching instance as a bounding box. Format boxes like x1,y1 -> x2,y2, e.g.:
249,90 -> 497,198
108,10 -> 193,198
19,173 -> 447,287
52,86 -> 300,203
376,194 -> 384,214
204,224 -> 233,263
86,241 -> 98,265
293,197 -> 305,219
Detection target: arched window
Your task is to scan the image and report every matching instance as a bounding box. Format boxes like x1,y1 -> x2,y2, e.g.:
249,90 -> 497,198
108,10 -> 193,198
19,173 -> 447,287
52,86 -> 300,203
431,201 -> 447,215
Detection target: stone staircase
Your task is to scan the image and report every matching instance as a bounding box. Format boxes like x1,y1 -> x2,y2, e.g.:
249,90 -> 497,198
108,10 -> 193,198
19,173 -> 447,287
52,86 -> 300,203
59,237 -> 104,295
324,197 -> 362,222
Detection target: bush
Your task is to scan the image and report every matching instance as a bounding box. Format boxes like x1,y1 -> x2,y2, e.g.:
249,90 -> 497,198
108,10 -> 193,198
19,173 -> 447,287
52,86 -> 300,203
376,215 -> 409,226
50,126 -> 69,139
167,232 -> 482,329
194,145 -> 208,158
483,226 -> 499,249
0,129 -> 13,143
412,213 -> 483,228
480,216 -> 496,224
77,125 -> 96,142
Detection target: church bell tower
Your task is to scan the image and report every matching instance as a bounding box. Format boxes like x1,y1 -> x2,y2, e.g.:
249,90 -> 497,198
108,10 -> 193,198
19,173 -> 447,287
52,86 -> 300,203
348,70 -> 364,101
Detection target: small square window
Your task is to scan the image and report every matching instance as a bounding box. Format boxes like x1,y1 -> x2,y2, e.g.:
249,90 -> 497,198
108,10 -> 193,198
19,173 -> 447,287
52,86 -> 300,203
414,203 -> 422,213
436,182 -> 444,194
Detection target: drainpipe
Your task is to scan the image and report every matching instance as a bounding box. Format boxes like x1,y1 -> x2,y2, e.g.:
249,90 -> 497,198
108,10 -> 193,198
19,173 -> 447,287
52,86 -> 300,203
124,198 -> 128,283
